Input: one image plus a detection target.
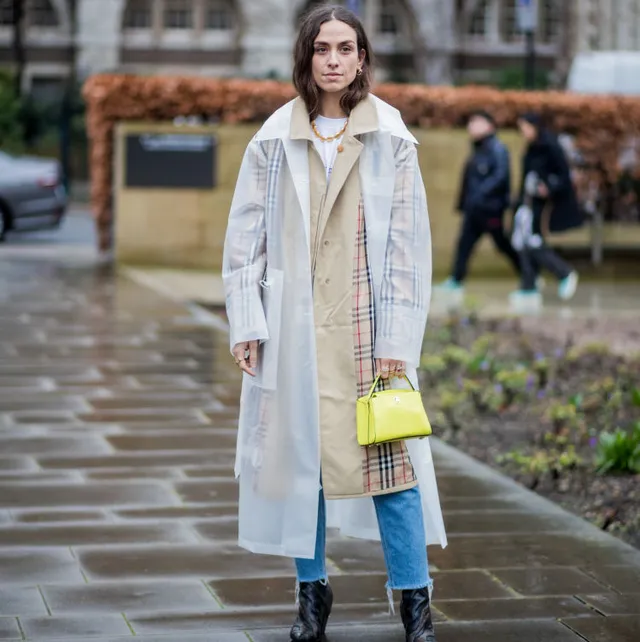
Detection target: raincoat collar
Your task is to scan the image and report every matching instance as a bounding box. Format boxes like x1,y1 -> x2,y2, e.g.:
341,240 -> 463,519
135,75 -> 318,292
254,94 -> 418,145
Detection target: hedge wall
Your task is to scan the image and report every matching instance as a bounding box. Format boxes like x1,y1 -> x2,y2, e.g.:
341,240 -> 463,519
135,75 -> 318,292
83,74 -> 640,251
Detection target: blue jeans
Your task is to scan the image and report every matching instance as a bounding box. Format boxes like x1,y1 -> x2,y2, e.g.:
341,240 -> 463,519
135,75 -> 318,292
295,485 -> 433,592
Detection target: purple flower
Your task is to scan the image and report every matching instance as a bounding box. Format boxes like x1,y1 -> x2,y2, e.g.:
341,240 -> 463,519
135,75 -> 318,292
535,352 -> 545,362
480,360 -> 490,371
526,375 -> 536,391
555,348 -> 564,358
589,437 -> 598,448
494,384 -> 504,394
537,390 -> 546,399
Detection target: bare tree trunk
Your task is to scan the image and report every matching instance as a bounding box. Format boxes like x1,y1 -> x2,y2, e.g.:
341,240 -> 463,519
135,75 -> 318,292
11,0 -> 26,97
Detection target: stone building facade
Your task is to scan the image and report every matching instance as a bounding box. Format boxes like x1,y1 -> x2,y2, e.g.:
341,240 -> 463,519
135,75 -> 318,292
1,0 -> 639,100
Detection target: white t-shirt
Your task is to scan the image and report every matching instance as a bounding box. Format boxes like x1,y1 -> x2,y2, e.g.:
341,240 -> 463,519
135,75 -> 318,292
312,115 -> 348,182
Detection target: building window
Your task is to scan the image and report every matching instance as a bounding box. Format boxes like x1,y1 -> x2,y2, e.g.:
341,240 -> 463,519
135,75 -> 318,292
123,0 -> 152,29
502,0 -> 522,42
164,0 -> 193,29
540,0 -> 560,43
467,0 -> 490,36
28,0 -> 59,27
206,0 -> 234,30
379,0 -> 399,34
0,0 -> 15,26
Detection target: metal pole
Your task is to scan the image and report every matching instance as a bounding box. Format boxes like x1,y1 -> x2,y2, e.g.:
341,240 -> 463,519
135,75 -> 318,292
525,28 -> 536,89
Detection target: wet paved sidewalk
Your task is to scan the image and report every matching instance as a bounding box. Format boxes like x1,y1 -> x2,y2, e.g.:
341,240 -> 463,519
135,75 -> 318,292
0,256 -> 639,642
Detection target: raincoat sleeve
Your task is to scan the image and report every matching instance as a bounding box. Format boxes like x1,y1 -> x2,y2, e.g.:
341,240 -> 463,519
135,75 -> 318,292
374,138 -> 432,368
222,138 -> 270,351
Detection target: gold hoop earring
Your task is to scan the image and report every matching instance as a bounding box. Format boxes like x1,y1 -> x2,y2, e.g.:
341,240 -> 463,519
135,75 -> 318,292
357,68 -> 363,76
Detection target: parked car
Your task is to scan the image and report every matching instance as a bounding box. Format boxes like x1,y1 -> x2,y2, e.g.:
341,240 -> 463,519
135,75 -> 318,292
0,151 -> 68,242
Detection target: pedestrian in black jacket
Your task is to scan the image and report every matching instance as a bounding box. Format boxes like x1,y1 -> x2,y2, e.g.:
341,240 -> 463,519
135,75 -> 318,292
511,113 -> 582,304
437,111 -> 520,292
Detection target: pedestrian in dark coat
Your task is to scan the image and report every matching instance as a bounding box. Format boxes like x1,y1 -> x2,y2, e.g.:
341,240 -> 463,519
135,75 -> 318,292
511,113 -> 582,304
437,110 -> 521,292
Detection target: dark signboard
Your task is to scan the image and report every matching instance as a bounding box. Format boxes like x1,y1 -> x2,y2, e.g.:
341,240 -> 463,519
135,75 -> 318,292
125,132 -> 217,189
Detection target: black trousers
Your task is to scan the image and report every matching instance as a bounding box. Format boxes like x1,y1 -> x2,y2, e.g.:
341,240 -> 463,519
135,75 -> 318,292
518,209 -> 572,290
453,212 -> 521,283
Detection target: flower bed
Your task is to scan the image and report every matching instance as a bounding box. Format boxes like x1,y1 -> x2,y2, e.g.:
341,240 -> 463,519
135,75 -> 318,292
421,313 -> 640,549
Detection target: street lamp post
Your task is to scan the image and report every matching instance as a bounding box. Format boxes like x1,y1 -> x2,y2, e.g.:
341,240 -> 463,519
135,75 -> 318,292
517,0 -> 538,90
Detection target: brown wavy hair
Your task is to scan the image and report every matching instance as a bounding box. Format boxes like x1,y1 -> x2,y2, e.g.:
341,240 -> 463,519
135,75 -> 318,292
293,4 -> 374,121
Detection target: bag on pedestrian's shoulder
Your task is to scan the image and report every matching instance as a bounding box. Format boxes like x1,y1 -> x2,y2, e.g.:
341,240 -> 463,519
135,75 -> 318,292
356,375 -> 432,447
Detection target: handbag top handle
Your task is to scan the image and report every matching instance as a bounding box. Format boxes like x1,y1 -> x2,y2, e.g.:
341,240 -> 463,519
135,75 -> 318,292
365,374 -> 416,400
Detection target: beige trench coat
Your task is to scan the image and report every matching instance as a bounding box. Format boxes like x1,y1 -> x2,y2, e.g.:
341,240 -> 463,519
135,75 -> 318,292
297,98 -> 416,500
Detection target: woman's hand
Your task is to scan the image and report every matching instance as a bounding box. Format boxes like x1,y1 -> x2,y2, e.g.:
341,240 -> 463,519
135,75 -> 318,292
376,358 -> 406,380
232,341 -> 259,377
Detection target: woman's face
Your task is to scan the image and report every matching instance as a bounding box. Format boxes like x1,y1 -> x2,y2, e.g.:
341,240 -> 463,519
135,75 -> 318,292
518,119 -> 538,142
312,19 -> 364,96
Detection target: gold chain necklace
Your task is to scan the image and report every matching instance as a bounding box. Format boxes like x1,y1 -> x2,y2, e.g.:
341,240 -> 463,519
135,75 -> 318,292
311,119 -> 348,143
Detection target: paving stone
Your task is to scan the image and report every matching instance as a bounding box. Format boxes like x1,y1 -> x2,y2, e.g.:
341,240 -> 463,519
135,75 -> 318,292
490,567 -> 609,596
248,620 -> 585,642
13,510 -> 107,523
0,587 -> 48,616
0,549 -> 83,583
0,397 -> 89,412
84,468 -> 183,481
0,457 -> 37,471
128,604 -> 426,635
429,474 -> 508,498
35,636 -> 248,642
0,482 -> 177,508
77,545 -> 297,580
38,452 -> 231,470
586,565 -> 640,593
80,410 -> 206,424
114,505 -> 236,520
428,534 -> 640,571
181,467 -> 235,479
439,497 -> 526,512
107,433 -> 236,452
444,512 -> 568,534
563,615 -> 640,642
174,480 -> 239,503
42,581 -> 220,614
89,394 -> 215,410
10,412 -> 80,424
436,596 -> 593,621
0,471 -> 81,482
579,593 -> 640,615
0,523 -> 196,546
0,617 -> 22,640
20,614 -> 133,639
0,436 -> 110,456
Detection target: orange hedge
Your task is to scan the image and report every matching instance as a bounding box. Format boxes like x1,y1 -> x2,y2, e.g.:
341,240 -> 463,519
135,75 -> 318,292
83,74 -> 640,251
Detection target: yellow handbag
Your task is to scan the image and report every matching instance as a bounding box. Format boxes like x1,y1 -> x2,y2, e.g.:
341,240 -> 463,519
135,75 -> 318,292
356,374 -> 432,447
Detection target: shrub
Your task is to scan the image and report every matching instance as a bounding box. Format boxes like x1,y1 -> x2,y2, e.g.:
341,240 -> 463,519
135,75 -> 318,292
83,74 -> 640,250
595,424 -> 640,475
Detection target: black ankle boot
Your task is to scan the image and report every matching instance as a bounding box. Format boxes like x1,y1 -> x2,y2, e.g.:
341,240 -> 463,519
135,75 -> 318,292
290,580 -> 334,642
400,588 -> 437,642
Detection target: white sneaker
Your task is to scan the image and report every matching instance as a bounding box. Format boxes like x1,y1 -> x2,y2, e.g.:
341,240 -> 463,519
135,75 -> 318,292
558,272 -> 579,301
509,289 -> 543,312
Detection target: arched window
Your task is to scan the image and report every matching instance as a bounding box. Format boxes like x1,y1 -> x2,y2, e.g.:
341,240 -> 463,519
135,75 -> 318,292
123,0 -> 153,29
467,0 -> 490,37
206,0 -> 235,31
28,0 -> 59,27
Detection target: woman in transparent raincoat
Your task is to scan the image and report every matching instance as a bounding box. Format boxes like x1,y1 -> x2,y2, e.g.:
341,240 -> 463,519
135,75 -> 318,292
222,5 -> 446,642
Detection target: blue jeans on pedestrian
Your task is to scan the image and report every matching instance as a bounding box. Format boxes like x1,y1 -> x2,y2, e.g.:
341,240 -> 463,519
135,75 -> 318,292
295,485 -> 433,594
